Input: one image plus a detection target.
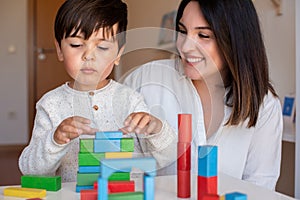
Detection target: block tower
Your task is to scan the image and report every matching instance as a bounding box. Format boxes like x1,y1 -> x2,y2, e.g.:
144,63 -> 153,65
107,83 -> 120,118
76,131 -> 134,193
197,145 -> 218,200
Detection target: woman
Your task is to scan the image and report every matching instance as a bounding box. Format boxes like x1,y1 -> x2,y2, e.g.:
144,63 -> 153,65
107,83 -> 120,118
123,0 -> 283,190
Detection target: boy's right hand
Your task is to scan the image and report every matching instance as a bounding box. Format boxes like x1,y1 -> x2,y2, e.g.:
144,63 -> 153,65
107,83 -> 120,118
54,116 -> 98,144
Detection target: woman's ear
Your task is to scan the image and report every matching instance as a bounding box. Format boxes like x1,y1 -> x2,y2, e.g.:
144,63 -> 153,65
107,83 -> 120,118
114,46 -> 125,66
54,40 -> 64,61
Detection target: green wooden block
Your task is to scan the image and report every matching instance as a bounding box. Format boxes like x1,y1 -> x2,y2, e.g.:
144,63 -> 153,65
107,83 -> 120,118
80,139 -> 94,153
77,172 -> 130,186
21,175 -> 61,191
109,172 -> 130,181
108,192 -> 143,200
78,152 -> 105,166
121,138 -> 134,152
77,173 -> 99,186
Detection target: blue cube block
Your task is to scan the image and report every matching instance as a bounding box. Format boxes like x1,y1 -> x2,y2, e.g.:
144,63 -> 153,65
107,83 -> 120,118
225,192 -> 247,200
198,145 -> 218,177
94,139 -> 121,152
95,131 -> 123,139
75,185 -> 94,193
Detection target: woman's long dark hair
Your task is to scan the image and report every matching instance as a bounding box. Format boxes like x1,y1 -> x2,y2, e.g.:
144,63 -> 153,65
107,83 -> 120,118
176,0 -> 277,127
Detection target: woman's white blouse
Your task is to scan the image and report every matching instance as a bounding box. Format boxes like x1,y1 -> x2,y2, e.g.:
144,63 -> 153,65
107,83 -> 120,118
123,59 -> 283,190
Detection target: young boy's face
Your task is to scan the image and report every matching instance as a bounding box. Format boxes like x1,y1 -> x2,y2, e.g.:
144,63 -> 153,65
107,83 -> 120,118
55,23 -> 122,91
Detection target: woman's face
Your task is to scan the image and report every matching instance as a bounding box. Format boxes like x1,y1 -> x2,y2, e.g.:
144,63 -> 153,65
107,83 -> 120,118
176,1 -> 225,81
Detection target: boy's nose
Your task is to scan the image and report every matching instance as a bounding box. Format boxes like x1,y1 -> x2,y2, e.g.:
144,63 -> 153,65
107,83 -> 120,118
82,49 -> 95,61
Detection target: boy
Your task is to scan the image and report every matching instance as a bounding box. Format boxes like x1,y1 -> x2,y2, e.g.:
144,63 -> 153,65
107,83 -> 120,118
19,0 -> 176,182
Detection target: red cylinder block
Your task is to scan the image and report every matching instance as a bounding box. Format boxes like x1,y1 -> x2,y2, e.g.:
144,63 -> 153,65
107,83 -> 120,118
177,170 -> 191,198
177,142 -> 191,171
178,114 -> 192,143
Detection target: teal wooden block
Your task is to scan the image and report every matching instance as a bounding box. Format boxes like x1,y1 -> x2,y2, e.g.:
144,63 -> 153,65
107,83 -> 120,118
94,139 -> 121,152
198,145 -> 218,177
96,131 -> 123,139
225,192 -> 247,200
121,138 -> 134,152
80,139 -> 94,153
21,175 -> 61,191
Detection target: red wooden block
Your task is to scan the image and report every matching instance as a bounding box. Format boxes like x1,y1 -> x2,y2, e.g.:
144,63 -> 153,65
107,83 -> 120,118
80,189 -> 97,200
178,114 -> 192,143
201,194 -> 219,200
93,180 -> 135,193
178,170 -> 191,198
177,142 -> 191,171
197,176 -> 218,200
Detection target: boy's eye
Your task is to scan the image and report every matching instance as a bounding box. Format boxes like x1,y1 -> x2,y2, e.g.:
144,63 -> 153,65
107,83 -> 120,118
70,44 -> 82,48
98,46 -> 109,51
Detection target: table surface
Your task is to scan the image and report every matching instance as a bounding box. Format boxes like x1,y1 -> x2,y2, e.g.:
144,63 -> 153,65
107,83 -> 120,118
0,173 -> 297,200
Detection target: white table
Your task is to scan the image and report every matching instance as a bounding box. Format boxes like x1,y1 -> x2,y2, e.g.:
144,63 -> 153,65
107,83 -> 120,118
0,173 -> 296,200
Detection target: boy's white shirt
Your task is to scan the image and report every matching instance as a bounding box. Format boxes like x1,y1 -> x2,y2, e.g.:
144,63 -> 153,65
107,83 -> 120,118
19,80 -> 177,182
122,59 -> 283,190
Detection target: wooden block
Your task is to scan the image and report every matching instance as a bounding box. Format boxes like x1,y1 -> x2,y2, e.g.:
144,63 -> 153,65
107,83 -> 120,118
100,158 -> 156,179
96,131 -> 123,139
225,192 -> 247,200
94,139 -> 121,152
197,176 -> 218,199
77,173 -> 99,186
177,142 -> 191,171
76,185 -> 94,193
21,175 -> 61,191
121,138 -> 134,152
94,181 -> 135,193
105,152 -> 133,159
81,189 -> 97,200
80,139 -> 94,153
3,187 -> 46,198
201,194 -> 220,200
108,191 -> 144,200
78,152 -> 105,166
79,166 -> 100,173
198,145 -> 218,177
77,172 -> 130,186
144,175 -> 155,200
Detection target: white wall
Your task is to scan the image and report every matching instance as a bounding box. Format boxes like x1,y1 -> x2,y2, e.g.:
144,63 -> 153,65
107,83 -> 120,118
0,0 -> 28,145
254,0 -> 295,102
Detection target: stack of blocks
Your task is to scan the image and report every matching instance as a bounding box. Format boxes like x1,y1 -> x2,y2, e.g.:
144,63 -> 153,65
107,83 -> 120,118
77,131 -> 134,193
3,175 -> 61,199
197,145 -> 247,200
78,131 -> 156,200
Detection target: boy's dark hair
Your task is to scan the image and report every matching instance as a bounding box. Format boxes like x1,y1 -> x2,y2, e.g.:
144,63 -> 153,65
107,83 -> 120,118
54,0 -> 127,50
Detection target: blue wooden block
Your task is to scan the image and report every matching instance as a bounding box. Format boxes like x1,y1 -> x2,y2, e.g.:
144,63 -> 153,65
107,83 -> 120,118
95,131 -> 123,139
98,178 -> 108,200
94,139 -> 121,152
198,145 -> 218,177
78,166 -> 100,173
225,192 -> 247,200
75,185 -> 94,193
98,157 -> 156,200
144,175 -> 155,200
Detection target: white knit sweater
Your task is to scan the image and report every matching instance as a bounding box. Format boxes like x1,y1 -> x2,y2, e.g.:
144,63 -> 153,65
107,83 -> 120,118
19,80 -> 177,182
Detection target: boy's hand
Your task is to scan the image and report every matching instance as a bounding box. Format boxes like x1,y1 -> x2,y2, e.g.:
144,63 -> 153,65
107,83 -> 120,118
121,112 -> 163,135
54,116 -> 97,144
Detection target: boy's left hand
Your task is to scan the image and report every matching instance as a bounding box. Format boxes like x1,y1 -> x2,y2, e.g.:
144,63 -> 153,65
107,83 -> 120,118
121,112 -> 162,135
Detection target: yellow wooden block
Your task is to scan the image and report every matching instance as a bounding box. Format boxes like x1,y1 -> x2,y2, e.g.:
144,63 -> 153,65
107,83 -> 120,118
219,195 -> 225,200
105,152 -> 133,159
3,187 -> 46,198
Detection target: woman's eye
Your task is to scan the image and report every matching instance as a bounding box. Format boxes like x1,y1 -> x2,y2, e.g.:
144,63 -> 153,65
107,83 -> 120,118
178,29 -> 187,35
198,33 -> 210,39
